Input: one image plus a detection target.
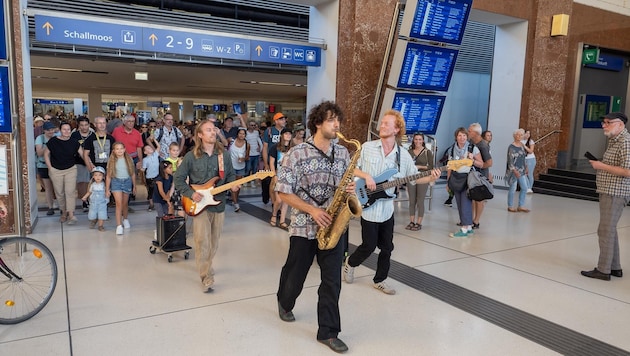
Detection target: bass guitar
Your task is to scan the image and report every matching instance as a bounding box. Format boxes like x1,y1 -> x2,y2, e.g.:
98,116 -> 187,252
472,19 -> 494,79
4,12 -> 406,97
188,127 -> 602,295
355,159 -> 472,209
182,170 -> 275,216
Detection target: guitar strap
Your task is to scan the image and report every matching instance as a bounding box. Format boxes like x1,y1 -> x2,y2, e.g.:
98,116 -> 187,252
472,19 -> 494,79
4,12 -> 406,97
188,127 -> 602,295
218,153 -> 225,179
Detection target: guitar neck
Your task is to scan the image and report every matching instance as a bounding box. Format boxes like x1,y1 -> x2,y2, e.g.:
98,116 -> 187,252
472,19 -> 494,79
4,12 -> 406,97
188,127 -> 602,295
211,175 -> 259,195
379,166 -> 445,190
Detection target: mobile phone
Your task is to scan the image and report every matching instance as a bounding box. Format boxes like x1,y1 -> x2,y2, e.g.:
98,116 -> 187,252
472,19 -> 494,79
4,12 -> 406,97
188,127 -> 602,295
584,151 -> 598,161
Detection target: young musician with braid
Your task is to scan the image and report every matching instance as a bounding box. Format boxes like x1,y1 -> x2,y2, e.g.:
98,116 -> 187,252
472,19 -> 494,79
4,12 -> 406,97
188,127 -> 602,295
275,100 -> 355,353
174,119 -> 239,293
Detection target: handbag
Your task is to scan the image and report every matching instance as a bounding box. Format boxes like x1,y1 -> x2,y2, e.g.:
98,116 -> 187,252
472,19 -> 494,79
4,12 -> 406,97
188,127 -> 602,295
448,171 -> 468,192
467,168 -> 494,201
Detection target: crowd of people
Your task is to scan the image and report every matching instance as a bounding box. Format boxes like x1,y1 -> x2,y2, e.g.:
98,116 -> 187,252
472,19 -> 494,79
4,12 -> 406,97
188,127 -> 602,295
34,105 -> 630,354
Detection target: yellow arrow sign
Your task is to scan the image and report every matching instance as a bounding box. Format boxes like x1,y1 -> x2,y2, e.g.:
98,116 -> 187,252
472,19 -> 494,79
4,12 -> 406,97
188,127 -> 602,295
42,22 -> 54,36
255,45 -> 262,56
149,34 -> 158,46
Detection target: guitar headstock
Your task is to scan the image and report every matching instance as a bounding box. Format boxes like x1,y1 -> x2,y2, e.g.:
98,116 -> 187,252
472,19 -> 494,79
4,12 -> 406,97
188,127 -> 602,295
255,170 -> 275,179
446,158 -> 473,170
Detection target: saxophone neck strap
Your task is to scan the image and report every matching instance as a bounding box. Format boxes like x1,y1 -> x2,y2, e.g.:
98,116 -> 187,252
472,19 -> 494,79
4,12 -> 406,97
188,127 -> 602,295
307,141 -> 335,164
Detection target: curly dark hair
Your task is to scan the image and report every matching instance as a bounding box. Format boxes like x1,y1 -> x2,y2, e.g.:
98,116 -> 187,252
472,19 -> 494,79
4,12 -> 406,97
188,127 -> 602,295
307,101 -> 344,135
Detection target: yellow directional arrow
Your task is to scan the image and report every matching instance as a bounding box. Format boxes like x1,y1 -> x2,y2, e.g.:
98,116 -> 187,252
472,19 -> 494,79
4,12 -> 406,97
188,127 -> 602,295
149,34 -> 158,46
255,45 -> 263,56
42,22 -> 53,36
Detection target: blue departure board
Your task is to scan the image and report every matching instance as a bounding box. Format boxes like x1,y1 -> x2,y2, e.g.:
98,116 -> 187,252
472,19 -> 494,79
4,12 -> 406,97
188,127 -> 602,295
381,89 -> 445,135
388,40 -> 458,92
400,0 -> 472,45
0,66 -> 11,132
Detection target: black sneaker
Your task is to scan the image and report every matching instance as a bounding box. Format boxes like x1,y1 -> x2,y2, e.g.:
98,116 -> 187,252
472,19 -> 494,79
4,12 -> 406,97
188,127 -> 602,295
444,198 -> 453,207
82,201 -> 89,212
46,208 -> 55,216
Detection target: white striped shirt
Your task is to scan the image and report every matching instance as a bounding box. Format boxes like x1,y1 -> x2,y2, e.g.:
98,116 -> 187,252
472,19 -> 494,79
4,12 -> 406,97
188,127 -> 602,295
357,139 -> 418,222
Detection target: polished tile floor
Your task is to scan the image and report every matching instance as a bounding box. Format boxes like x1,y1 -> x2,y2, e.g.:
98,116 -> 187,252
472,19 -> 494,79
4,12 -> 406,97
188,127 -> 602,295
1,184 -> 630,355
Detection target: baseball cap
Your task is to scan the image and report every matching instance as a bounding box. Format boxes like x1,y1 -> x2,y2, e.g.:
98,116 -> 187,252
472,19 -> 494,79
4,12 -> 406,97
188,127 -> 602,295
91,166 -> 106,175
273,112 -> 286,121
280,128 -> 293,135
603,112 -> 628,124
43,122 -> 56,130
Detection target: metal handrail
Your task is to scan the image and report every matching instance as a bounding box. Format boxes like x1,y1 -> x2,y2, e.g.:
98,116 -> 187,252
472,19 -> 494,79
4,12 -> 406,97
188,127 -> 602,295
534,130 -> 562,144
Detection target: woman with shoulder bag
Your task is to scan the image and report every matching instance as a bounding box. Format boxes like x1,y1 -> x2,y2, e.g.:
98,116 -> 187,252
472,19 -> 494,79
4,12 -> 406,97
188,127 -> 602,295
446,127 -> 482,238
406,133 -> 434,231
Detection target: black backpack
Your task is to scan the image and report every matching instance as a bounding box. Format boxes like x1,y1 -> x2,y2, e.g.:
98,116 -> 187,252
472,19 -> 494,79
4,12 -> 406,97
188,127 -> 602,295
156,127 -> 181,143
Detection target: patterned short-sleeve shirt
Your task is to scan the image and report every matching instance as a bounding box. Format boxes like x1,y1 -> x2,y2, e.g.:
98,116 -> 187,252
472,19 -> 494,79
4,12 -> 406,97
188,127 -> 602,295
275,138 -> 350,239
597,128 -> 630,197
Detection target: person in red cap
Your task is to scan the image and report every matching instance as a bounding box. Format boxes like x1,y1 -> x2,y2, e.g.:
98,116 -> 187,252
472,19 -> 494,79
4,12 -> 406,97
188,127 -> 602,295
261,112 -> 287,205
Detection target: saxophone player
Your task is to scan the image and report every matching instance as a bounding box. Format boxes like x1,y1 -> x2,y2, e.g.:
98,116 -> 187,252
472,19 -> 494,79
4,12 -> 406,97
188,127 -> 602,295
343,110 -> 441,295
275,101 -> 355,353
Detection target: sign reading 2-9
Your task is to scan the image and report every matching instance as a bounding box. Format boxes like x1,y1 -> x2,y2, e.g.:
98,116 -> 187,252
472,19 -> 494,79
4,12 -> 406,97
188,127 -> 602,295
166,35 -> 194,49
144,28 -> 250,60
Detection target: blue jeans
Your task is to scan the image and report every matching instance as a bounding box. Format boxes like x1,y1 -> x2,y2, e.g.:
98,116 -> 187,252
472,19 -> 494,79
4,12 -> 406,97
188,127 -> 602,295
453,188 -> 473,226
246,155 -> 260,176
508,175 -> 529,208
525,157 -> 536,189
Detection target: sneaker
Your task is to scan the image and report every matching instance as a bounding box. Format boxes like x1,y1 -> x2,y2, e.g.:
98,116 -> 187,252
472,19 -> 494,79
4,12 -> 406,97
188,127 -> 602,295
82,201 -> 89,212
89,220 -> 97,229
148,204 -> 154,212
467,229 -> 474,235
449,230 -> 470,238
342,256 -> 354,283
527,189 -> 533,194
66,216 -> 78,225
123,219 -> 131,229
443,198 -> 453,207
234,203 -> 240,212
116,225 -> 123,235
373,280 -> 396,295
46,208 -> 55,216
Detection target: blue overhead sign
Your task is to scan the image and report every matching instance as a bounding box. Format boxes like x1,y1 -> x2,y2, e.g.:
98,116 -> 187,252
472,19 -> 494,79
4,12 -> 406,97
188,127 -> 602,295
35,15 -> 321,66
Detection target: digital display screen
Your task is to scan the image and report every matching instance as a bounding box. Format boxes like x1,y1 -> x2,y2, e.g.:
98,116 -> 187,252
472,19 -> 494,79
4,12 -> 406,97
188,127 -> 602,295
388,40 -> 458,92
400,0 -> 473,45
381,89 -> 445,135
0,66 -> 11,133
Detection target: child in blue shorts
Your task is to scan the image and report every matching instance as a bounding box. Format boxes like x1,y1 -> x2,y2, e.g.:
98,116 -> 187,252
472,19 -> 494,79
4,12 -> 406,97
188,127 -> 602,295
81,166 -> 108,231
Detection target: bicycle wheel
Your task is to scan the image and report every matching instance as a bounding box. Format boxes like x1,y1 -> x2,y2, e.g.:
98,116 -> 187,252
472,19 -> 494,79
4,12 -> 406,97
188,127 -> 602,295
0,237 -> 58,324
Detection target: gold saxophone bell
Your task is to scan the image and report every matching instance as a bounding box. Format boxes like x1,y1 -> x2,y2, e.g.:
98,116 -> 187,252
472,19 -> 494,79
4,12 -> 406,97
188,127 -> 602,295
316,132 -> 362,250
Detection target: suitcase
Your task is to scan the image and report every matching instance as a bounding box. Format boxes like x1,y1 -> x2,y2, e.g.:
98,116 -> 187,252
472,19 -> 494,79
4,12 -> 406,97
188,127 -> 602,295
149,215 -> 191,262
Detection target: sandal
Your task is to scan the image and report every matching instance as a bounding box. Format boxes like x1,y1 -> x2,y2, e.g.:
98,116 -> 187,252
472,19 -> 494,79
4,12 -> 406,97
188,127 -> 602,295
405,222 -> 415,230
410,223 -> 422,231
278,222 -> 289,231
270,215 -> 277,227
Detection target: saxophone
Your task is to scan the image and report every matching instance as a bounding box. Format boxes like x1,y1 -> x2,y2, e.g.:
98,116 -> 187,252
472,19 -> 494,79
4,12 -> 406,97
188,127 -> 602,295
317,132 -> 363,250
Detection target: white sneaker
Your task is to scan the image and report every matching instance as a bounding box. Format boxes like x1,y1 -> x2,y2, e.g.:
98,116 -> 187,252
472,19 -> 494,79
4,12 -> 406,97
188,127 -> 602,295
123,219 -> 131,229
527,189 -> 533,194
343,256 -> 354,283
234,203 -> 240,212
373,280 -> 396,295
116,225 -> 123,235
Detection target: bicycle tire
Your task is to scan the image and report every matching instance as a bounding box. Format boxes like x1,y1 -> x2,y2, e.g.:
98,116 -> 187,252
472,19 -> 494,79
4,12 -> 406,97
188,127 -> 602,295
0,236 -> 58,324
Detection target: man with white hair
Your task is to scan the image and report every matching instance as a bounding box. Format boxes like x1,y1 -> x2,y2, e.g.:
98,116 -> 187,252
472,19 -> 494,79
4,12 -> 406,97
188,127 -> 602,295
468,123 -> 493,229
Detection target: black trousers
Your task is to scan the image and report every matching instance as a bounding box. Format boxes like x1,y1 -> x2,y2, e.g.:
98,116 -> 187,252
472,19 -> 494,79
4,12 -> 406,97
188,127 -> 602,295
347,216 -> 394,283
261,176 -> 272,204
277,236 -> 344,340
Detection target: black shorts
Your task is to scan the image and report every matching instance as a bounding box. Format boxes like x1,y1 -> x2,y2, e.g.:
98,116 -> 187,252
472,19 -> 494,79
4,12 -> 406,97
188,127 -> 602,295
38,167 -> 50,179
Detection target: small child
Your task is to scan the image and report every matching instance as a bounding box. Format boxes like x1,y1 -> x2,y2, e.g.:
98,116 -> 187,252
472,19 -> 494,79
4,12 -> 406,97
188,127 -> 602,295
81,166 -> 108,231
164,142 -> 183,215
154,160 -> 175,218
142,139 -> 161,212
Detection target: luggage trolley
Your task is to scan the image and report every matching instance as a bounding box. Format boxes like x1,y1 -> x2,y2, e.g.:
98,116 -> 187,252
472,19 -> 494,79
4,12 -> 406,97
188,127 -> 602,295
149,215 -> 191,262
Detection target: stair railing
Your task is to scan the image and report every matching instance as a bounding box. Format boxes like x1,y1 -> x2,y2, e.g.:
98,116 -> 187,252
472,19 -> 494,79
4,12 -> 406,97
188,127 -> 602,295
534,129 -> 562,144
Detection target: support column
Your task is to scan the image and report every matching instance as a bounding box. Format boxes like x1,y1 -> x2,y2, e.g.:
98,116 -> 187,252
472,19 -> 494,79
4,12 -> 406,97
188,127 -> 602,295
335,0 -> 398,141
182,100 -> 194,123
169,101 -> 180,122
87,91 -> 102,120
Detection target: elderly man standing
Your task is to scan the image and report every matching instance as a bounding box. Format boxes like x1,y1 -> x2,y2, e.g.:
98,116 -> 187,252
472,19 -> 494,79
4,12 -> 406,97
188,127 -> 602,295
468,123 -> 492,229
581,112 -> 630,281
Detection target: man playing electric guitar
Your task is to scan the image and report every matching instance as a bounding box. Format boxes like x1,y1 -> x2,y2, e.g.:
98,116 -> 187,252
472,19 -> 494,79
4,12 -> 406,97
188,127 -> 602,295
343,110 -> 441,295
174,119 -> 240,293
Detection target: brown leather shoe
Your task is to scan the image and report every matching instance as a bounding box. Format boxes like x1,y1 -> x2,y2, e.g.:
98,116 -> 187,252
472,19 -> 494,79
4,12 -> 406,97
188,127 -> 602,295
581,268 -> 611,281
517,207 -> 530,213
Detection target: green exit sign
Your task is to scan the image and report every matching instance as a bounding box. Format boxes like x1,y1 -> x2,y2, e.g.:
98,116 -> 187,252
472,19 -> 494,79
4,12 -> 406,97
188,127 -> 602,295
582,48 -> 599,64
